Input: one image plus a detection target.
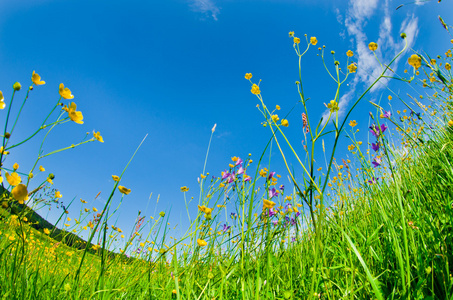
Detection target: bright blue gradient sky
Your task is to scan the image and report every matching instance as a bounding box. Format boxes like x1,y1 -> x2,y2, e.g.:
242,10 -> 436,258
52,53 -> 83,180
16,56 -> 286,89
1,0 -> 452,243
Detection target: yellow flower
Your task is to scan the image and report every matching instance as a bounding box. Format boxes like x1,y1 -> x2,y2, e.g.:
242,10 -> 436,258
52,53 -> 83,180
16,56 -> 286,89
93,207 -> 98,212
200,174 -> 206,179
347,63 -> 357,73
327,100 -> 339,112
348,145 -> 355,151
430,59 -> 436,65
12,184 -> 28,204
197,239 -> 207,247
281,119 -> 289,127
294,37 -> 300,44
288,31 -> 294,37
6,172 -> 21,186
0,91 -> 5,110
271,114 -> 279,122
349,120 -> 357,127
310,37 -> 318,45
59,83 -> 74,99
446,63 -> 451,71
244,73 -> 252,80
388,95 -> 392,101
251,84 -> 260,95
55,191 -> 62,198
276,105 -> 280,110
13,163 -> 19,170
368,42 -> 378,51
93,131 -> 104,143
118,186 -> 131,195
259,168 -> 267,177
263,199 -> 276,209
65,102 -> 84,124
448,120 -> 453,127
180,186 -> 189,192
43,228 -> 50,235
39,165 -> 45,172
346,50 -> 354,57
31,71 -> 45,85
408,54 -> 421,70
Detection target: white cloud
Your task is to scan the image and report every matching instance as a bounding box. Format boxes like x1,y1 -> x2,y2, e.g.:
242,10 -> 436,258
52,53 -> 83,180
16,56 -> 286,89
321,0 -> 419,123
190,0 -> 220,21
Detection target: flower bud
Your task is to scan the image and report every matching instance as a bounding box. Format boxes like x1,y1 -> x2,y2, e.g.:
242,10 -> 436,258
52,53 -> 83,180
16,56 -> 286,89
400,32 -> 406,39
4,132 -> 10,139
48,173 -> 55,180
13,82 -> 21,91
159,211 -> 165,217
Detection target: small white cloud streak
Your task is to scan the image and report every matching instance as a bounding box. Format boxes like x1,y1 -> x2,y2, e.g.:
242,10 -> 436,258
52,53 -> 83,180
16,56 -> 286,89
321,0 -> 418,124
190,0 -> 220,21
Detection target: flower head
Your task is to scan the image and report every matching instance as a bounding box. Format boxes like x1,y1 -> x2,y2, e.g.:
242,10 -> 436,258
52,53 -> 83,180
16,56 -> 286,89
59,83 -> 74,99
222,224 -> 231,232
371,142 -> 380,152
408,54 -> 421,70
446,63 -> 451,71
0,91 -> 4,110
64,102 -> 84,124
118,186 -> 131,195
310,37 -> 317,45
197,239 -> 207,247
288,31 -> 294,37
6,172 -> 21,186
294,37 -> 300,44
372,156 -> 382,168
93,131 -> 104,142
180,186 -> 189,192
346,50 -> 354,57
12,184 -> 28,204
347,63 -> 357,73
112,175 -> 120,181
349,120 -> 357,127
327,100 -> 339,112
263,199 -> 276,209
244,73 -> 252,80
251,84 -> 260,95
368,42 -> 378,51
281,119 -> 289,127
268,187 -> 279,199
32,71 -> 45,85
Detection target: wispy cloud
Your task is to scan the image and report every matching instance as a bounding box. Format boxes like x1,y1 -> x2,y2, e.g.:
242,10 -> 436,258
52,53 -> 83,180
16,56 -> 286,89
190,0 -> 220,21
321,0 -> 418,123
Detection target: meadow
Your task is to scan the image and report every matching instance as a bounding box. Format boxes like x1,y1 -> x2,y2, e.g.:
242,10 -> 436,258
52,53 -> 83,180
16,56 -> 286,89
1,20 -> 453,300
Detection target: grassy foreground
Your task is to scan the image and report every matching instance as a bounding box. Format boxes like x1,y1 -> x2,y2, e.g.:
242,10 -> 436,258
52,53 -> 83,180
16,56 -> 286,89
1,23 -> 453,300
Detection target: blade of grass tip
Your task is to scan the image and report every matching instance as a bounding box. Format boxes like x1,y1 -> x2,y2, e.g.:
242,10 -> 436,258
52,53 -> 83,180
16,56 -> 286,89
74,134 -> 148,282
342,229 -> 384,300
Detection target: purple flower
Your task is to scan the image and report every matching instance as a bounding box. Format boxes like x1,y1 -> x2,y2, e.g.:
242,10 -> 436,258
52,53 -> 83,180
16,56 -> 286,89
268,171 -> 276,180
279,184 -> 285,191
367,177 -> 379,184
290,218 -> 297,226
237,166 -> 244,175
228,172 -> 236,183
230,212 -> 237,219
291,237 -> 296,242
369,124 -> 387,138
235,157 -> 243,166
244,175 -> 251,182
221,170 -> 230,180
381,124 -> 388,133
295,212 -> 301,218
372,156 -> 382,168
222,224 -> 231,232
382,111 -> 391,118
272,220 -> 278,226
268,188 -> 279,199
371,142 -> 380,152
268,208 -> 276,217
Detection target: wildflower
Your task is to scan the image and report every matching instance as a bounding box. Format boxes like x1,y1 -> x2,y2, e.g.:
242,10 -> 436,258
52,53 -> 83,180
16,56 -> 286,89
279,184 -> 285,191
159,211 -> 165,217
371,142 -> 380,152
12,184 -> 28,204
251,84 -> 260,95
197,239 -> 207,247
118,186 -> 131,195
263,199 -> 276,209
64,102 -> 84,124
268,188 -> 279,199
0,92 -> 5,109
449,120 -> 453,127
200,174 -> 206,179
93,131 -> 104,142
349,120 -> 357,127
39,166 -> 45,172
372,156 -> 382,168
408,54 -> 421,70
294,37 -> 300,44
288,31 -> 294,37
55,191 -> 62,198
346,50 -> 353,57
368,177 -> 379,184
369,123 -> 387,138
13,82 -> 21,91
93,207 -> 98,212
276,105 -> 280,110
43,228 -> 50,235
230,212 -> 237,219
59,83 -> 74,99
381,110 -> 391,118
310,37 -> 317,45
327,100 -> 339,112
111,175 -> 120,182
347,145 -> 355,151
268,171 -> 275,180
222,224 -> 231,232
31,71 -> 45,85
244,174 -> 251,182
6,172 -> 21,186
244,73 -> 252,80
271,114 -> 279,122
347,63 -> 357,73
281,119 -> 289,127
237,166 -> 244,175
235,157 -> 243,166
285,196 -> 292,201
180,186 -> 189,192
221,170 -> 230,180
13,163 -> 19,170
259,169 -> 267,177
388,95 -> 392,101
368,42 -> 378,51
446,63 -> 451,71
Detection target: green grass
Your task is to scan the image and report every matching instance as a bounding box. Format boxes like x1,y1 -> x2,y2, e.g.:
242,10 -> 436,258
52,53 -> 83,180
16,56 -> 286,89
1,23 -> 453,299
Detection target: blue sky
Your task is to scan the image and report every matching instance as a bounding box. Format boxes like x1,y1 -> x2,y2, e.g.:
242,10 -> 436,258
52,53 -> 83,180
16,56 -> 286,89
1,0 -> 452,245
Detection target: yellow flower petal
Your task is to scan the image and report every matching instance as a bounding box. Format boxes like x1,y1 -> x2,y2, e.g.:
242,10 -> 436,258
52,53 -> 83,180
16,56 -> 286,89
59,83 -> 74,99
368,42 -> 378,51
112,175 -> 120,182
118,186 -> 131,195
310,37 -> 317,45
12,184 -> 28,204
197,239 -> 207,247
31,71 -> 45,85
244,73 -> 252,80
5,172 -> 21,186
93,131 -> 104,142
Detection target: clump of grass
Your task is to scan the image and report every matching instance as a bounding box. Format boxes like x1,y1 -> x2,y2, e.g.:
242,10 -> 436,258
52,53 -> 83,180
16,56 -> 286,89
1,15 -> 453,300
